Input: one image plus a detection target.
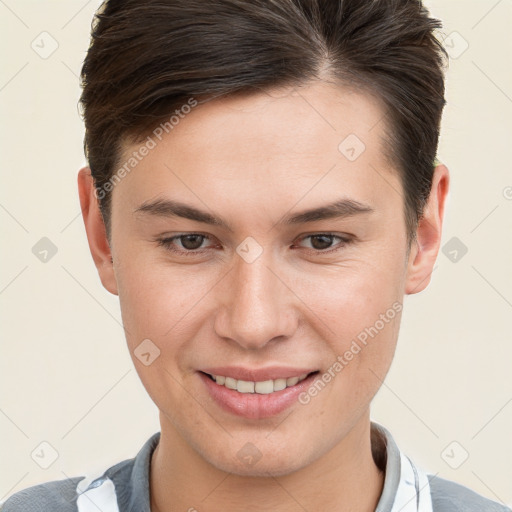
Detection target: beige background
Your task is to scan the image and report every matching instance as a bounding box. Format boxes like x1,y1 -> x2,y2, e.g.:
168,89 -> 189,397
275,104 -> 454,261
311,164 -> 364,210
1,0 -> 511,506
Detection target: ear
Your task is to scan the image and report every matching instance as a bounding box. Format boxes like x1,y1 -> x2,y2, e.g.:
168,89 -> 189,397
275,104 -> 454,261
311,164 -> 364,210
77,167 -> 118,296
405,163 -> 450,295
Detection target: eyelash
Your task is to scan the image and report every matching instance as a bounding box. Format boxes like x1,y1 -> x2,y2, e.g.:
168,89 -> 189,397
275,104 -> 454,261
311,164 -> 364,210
155,232 -> 353,257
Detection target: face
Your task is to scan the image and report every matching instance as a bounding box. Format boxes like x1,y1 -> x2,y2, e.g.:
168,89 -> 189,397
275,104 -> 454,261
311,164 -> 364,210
80,81 -> 445,477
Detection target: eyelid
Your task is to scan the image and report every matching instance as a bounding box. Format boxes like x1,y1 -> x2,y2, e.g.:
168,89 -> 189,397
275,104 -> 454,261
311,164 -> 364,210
293,233 -> 353,252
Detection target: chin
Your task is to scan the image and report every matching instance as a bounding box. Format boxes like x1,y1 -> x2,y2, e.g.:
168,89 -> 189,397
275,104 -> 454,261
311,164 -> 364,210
203,444 -> 310,478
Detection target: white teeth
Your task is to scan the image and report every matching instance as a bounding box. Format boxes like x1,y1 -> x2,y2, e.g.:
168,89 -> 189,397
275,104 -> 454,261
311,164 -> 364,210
211,372 -> 310,394
225,377 -> 237,390
254,380 -> 274,394
273,378 -> 287,391
237,380 -> 255,393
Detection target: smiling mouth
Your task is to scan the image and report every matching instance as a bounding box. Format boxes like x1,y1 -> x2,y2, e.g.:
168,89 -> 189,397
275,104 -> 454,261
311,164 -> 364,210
201,371 -> 319,394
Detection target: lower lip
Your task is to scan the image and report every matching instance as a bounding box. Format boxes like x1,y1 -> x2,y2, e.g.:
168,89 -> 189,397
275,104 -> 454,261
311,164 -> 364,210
199,371 -> 318,419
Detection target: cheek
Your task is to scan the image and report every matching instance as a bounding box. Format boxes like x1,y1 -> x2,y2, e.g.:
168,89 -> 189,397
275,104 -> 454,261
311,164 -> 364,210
115,261 -> 206,409
299,250 -> 404,337
116,254 -> 212,340
300,251 -> 404,405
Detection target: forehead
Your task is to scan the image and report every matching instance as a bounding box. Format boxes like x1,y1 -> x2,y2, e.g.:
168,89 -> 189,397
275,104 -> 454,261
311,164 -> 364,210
143,81 -> 388,163
114,81 -> 401,221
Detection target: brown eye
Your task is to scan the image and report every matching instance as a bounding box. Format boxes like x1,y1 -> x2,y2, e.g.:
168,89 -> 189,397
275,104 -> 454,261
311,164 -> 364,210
296,233 -> 353,253
178,234 -> 206,250
157,233 -> 212,255
309,234 -> 336,250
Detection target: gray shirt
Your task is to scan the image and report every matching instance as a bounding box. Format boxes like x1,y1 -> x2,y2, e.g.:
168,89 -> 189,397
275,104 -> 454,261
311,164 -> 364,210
1,421 -> 509,511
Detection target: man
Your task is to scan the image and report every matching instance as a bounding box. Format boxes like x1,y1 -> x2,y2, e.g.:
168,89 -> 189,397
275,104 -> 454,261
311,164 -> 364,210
2,0 -> 509,511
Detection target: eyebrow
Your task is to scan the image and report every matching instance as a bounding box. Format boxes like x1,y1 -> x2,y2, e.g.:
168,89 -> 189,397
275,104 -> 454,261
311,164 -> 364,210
134,197 -> 375,231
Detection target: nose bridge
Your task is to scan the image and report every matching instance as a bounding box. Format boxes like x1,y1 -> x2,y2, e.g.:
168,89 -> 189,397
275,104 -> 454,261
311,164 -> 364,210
215,245 -> 295,349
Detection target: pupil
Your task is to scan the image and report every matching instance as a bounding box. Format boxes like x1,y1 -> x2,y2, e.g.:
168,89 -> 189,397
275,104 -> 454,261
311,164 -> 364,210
182,234 -> 203,250
311,235 -> 332,250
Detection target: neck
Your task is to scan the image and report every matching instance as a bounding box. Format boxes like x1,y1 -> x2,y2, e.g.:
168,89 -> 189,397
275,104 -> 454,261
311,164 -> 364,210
150,412 -> 385,512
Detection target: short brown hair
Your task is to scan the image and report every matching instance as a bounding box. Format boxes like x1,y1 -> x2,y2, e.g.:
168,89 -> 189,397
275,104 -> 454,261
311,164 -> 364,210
79,0 -> 447,244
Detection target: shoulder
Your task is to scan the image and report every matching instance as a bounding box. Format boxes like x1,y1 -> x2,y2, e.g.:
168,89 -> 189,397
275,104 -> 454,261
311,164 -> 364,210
0,476 -> 84,512
429,474 -> 512,512
0,433 -> 159,512
0,456 -> 137,512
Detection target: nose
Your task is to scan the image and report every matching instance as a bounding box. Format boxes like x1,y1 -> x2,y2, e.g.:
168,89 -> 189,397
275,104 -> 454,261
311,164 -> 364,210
214,249 -> 297,350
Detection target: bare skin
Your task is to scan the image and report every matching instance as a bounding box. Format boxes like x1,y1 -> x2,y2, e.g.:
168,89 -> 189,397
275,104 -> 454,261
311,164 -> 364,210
78,81 -> 449,511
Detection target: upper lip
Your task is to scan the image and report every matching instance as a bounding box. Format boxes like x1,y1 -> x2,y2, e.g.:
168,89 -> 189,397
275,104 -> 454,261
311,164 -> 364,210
200,366 -> 318,382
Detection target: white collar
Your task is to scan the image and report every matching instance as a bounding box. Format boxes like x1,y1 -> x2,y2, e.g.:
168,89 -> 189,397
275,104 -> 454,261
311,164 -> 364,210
390,451 -> 433,512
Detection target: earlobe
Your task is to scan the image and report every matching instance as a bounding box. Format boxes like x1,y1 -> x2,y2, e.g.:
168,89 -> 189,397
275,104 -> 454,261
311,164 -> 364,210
404,164 -> 450,295
77,167 -> 119,296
